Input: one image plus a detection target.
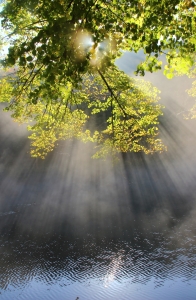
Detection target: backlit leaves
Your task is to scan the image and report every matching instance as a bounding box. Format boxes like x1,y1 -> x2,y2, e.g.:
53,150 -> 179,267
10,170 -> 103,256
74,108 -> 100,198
1,0 -> 196,78
2,0 -> 196,158
82,67 -> 166,158
0,66 -> 165,158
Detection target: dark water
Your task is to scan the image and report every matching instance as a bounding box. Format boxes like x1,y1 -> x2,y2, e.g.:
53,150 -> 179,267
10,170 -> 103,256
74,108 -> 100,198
1,58 -> 196,299
0,125 -> 196,299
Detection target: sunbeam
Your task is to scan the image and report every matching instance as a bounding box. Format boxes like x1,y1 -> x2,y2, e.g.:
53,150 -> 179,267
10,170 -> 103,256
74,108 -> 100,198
1,51 -> 196,300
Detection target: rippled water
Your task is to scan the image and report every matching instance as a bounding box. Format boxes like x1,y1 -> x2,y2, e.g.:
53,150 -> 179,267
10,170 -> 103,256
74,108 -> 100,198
0,209 -> 196,300
1,69 -> 196,299
0,134 -> 196,299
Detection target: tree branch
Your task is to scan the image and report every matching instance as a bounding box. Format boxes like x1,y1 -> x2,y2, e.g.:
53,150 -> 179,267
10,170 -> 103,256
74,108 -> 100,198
97,68 -> 128,117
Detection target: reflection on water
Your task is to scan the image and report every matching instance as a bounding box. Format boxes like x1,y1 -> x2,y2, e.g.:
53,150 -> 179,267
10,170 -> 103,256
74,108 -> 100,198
0,70 -> 196,299
0,210 -> 196,300
0,134 -> 196,299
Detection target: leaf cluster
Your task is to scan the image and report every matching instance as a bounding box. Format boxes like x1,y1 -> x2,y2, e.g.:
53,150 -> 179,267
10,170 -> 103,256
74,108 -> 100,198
0,65 -> 166,158
1,0 -> 195,158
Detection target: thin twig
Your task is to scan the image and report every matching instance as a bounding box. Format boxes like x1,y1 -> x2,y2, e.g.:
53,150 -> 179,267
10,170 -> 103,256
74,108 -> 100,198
97,68 -> 127,117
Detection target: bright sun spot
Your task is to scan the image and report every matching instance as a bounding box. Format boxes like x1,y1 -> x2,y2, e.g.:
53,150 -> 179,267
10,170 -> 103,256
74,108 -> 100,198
74,30 -> 110,65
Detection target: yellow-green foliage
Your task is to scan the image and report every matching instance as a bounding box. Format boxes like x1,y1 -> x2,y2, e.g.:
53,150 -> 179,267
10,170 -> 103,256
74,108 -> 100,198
1,66 -> 166,159
2,0 -> 196,158
0,78 -> 13,102
82,67 -> 166,158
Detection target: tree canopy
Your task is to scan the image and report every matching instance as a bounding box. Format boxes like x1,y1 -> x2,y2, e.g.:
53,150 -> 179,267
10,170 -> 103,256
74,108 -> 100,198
0,0 -> 195,158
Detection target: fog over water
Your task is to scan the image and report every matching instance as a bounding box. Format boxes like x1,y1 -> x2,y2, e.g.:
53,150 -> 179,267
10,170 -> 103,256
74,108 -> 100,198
0,53 -> 196,300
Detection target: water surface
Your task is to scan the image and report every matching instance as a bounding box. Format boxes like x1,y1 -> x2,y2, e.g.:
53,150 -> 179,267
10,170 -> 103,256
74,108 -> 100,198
1,55 -> 196,299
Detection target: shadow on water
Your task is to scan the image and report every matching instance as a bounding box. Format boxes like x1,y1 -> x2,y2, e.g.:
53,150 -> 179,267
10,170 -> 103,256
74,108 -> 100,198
0,84 -> 196,299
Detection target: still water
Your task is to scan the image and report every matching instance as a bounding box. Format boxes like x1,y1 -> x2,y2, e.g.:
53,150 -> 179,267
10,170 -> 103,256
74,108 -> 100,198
1,57 -> 196,299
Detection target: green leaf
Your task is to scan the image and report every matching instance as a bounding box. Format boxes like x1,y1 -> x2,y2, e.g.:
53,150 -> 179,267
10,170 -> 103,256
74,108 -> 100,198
26,56 -> 33,61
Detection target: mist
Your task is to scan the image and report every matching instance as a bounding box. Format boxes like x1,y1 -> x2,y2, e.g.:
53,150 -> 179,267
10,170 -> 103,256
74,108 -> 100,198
0,52 -> 196,299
